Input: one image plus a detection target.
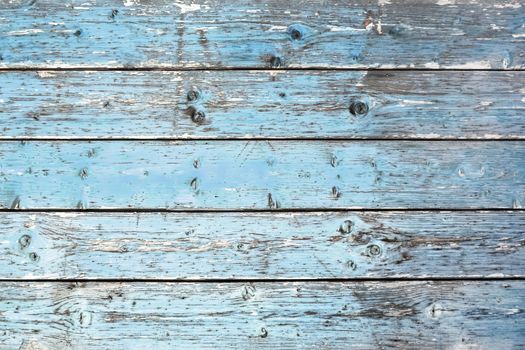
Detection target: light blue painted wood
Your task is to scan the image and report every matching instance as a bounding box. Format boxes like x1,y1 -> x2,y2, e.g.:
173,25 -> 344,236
0,1 -> 523,346
0,0 -> 523,68
0,281 -> 524,349
0,211 -> 523,279
0,70 -> 524,139
0,141 -> 523,209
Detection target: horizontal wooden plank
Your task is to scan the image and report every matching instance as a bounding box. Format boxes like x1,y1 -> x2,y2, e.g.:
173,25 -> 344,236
1,281 -> 523,348
2,70 -> 525,139
1,211 -> 523,279
0,141 -> 523,209
0,0 -> 523,69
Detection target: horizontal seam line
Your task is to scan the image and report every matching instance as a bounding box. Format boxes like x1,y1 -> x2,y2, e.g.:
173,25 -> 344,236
0,67 -> 524,72
1,208 -> 524,213
3,138 -> 525,142
0,277 -> 523,283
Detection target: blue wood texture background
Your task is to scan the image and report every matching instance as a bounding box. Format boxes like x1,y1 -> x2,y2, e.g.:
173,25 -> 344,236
0,0 -> 524,349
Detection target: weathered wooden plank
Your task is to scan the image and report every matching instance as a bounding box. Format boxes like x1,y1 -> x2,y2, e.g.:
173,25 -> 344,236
1,141 -> 523,209
2,70 -> 525,139
0,0 -> 523,69
0,281 -> 523,349
1,211 -> 523,279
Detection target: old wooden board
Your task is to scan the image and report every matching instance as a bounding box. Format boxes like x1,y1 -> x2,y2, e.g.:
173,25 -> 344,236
0,0 -> 524,69
0,141 -> 523,209
0,281 -> 523,349
0,211 -> 523,279
1,70 -> 525,139
1,0 -> 524,347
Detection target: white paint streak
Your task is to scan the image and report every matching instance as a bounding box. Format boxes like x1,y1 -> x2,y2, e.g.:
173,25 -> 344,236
436,0 -> 455,5
36,71 -> 56,78
494,2 -> 521,8
448,61 -> 492,69
267,25 -> 288,32
7,29 -> 43,36
399,100 -> 434,106
423,62 -> 440,69
328,25 -> 364,33
174,3 -> 202,14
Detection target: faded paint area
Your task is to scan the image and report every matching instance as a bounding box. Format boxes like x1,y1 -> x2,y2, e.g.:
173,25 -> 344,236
0,211 -> 523,279
0,0 -> 523,68
0,70 -> 524,139
0,0 -> 523,348
0,281 -> 523,348
0,141 -> 523,209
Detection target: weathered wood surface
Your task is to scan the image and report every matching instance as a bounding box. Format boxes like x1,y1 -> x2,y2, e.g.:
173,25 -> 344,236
0,281 -> 523,349
0,0 -> 524,69
1,211 -> 524,279
2,70 -> 525,139
1,141 -> 523,209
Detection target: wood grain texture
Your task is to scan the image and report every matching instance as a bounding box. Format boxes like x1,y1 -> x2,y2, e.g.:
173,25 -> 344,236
1,211 -> 524,279
0,0 -> 523,69
2,70 -> 525,139
0,281 -> 524,349
0,141 -> 523,209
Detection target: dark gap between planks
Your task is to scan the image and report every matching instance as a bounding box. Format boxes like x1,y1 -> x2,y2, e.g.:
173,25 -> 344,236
1,277 -> 524,283
5,138 -> 525,142
2,208 -> 525,213
1,67 -> 525,72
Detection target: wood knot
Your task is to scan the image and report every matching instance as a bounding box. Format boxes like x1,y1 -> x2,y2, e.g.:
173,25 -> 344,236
190,177 -> 199,190
427,303 -> 444,318
330,154 -> 339,167
338,220 -> 353,234
267,55 -> 282,68
187,88 -> 201,102
74,29 -> 82,37
349,101 -> 369,116
389,25 -> 406,37
110,9 -> 119,19
76,310 -> 93,328
259,327 -> 268,338
346,260 -> 357,271
366,244 -> 381,257
18,235 -> 31,249
186,107 -> 206,124
288,26 -> 302,40
242,284 -> 256,300
79,168 -> 88,180
11,196 -> 21,209
28,252 -> 40,262
267,193 -> 281,209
